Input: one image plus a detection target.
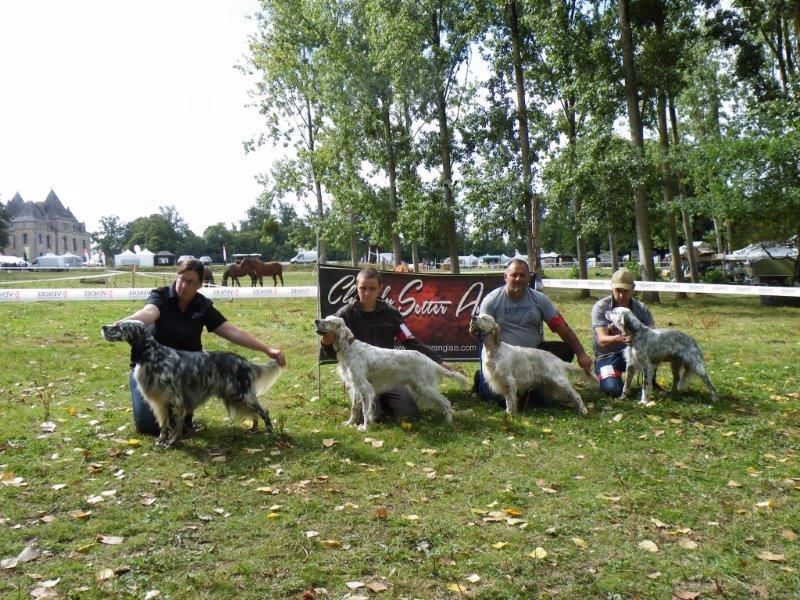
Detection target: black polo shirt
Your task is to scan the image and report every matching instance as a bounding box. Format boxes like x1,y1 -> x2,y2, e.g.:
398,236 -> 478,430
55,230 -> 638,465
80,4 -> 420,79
146,285 -> 226,351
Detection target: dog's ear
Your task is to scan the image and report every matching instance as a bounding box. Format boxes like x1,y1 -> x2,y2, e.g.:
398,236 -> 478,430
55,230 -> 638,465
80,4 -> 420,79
493,323 -> 501,346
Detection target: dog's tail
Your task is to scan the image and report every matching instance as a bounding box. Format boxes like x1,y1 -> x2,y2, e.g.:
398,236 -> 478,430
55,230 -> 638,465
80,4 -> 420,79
437,364 -> 470,388
254,360 -> 284,396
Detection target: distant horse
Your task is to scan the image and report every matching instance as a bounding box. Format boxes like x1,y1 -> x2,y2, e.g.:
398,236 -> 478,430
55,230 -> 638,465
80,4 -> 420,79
203,267 -> 215,287
221,263 -> 255,287
240,257 -> 284,287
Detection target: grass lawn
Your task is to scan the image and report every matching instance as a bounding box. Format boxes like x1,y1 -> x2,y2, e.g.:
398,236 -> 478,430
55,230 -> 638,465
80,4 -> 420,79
0,272 -> 798,599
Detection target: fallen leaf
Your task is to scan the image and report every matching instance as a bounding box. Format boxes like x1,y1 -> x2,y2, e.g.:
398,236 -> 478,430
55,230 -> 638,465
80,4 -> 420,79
319,539 -> 342,548
673,591 -> 700,599
96,568 -> 115,581
446,582 -> 467,593
529,547 -> 547,559
40,421 -> 56,432
781,529 -> 798,541
346,581 -> 364,590
757,551 -> 786,562
374,506 -> 389,520
503,508 -> 523,517
612,413 -> 623,422
678,538 -> 698,550
322,439 -> 336,448
98,535 -> 124,545
144,591 -> 161,600
68,510 -> 92,520
305,531 -> 319,538
650,518 -> 668,529
466,573 -> 481,583
638,540 -> 659,553
727,480 -> 742,488
646,572 -> 661,579
571,537 -> 588,548
755,499 -> 774,508
491,542 -> 509,549
405,514 -> 420,521
366,582 -> 389,592
52,483 -> 67,491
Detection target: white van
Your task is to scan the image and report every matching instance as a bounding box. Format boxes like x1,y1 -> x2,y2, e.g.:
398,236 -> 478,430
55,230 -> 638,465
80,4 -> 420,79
289,250 -> 318,264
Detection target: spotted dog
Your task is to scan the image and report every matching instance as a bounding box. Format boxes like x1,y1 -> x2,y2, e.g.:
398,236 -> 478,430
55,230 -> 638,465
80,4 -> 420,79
605,307 -> 718,404
314,315 -> 467,431
101,320 -> 283,447
469,313 -> 592,416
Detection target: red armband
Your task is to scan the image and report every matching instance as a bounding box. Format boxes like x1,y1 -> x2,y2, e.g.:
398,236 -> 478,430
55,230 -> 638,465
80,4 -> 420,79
546,315 -> 566,332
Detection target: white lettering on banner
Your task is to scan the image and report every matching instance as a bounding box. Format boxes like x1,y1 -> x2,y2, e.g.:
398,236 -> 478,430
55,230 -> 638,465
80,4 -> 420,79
327,275 -> 357,305
0,290 -> 21,300
397,279 -> 452,317
455,282 -> 485,318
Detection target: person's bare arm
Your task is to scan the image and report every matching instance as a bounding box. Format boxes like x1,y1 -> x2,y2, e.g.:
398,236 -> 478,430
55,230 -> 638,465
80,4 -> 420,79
554,322 -> 592,372
213,321 -> 286,367
117,304 -> 160,326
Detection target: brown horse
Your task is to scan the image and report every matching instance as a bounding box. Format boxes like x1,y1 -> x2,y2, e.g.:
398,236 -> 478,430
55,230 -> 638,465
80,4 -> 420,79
203,267 -> 215,286
240,257 -> 284,287
221,263 -> 255,287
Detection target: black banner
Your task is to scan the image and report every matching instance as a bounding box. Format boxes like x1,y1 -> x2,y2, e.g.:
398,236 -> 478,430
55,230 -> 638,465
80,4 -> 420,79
318,265 -> 505,361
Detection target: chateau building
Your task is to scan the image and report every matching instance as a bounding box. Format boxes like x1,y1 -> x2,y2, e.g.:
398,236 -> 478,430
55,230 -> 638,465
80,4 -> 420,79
1,190 -> 91,261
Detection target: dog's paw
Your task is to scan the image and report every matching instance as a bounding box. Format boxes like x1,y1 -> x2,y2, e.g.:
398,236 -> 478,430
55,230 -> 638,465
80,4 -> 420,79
356,423 -> 368,433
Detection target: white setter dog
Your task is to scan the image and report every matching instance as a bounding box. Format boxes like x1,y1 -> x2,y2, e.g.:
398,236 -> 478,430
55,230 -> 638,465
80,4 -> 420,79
102,320 -> 283,447
605,307 -> 718,405
469,313 -> 592,416
314,316 -> 468,431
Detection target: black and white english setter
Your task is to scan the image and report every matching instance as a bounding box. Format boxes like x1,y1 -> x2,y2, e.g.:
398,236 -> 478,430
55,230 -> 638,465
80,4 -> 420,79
605,307 -> 718,405
314,316 -> 468,431
469,313 -> 592,416
102,320 -> 283,447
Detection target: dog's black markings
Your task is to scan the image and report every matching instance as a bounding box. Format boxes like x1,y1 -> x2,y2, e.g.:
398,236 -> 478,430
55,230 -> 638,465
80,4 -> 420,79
102,320 -> 282,447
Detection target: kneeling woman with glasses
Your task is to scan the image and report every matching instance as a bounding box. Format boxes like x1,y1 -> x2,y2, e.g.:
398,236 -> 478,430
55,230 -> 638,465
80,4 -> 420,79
116,259 -> 286,435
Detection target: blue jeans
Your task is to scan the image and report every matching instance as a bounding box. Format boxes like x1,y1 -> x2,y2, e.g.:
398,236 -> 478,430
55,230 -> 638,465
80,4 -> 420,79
130,371 -> 194,436
594,351 -> 627,397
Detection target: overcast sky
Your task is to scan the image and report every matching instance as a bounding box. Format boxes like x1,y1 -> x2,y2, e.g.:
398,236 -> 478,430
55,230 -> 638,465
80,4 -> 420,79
0,0 -> 278,236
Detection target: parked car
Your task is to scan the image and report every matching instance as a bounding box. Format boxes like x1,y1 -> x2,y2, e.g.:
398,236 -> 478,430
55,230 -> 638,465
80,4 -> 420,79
176,255 -> 195,265
198,256 -> 213,266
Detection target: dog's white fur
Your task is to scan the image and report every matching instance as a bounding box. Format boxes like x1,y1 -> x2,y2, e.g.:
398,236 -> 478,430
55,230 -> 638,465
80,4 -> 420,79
315,315 -> 467,431
469,313 -> 592,416
605,307 -> 718,405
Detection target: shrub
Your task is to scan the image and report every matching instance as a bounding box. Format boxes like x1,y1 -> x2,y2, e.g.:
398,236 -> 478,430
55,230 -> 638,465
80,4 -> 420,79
702,268 -> 726,284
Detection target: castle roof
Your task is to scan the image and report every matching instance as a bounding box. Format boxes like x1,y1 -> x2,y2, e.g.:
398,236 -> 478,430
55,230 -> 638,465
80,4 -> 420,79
5,190 -> 80,222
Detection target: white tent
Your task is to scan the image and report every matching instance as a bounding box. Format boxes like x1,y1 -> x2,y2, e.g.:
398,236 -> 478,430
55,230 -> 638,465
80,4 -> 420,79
137,248 -> 155,268
114,249 -> 138,267
34,253 -> 64,268
727,243 -> 798,261
60,252 -> 83,268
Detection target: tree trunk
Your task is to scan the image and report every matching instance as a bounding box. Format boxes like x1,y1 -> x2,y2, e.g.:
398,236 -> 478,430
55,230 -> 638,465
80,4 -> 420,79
430,10 -> 460,274
618,0 -> 658,303
565,97 -> 589,297
411,241 -> 420,273
608,228 -> 619,272
668,96 -> 700,283
507,0 -> 538,272
306,96 -> 326,264
656,91 -> 686,298
380,95 -> 403,267
713,218 -> 723,254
